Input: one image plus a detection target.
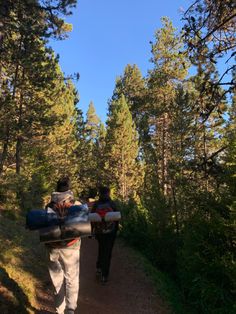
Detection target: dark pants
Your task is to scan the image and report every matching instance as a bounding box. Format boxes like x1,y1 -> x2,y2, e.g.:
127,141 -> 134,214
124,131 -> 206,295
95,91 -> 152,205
96,231 -> 116,277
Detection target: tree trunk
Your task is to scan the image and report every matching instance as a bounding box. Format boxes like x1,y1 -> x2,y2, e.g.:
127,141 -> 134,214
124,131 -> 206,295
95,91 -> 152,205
171,180 -> 180,234
15,70 -> 24,174
0,128 -> 9,175
0,50 -> 20,175
121,148 -> 125,200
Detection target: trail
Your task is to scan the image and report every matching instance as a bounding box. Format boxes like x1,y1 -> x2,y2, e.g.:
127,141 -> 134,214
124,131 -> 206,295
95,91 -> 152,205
37,238 -> 170,314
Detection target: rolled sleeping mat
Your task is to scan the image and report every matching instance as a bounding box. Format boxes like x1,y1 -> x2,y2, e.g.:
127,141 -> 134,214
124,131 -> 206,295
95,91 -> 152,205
104,211 -> 121,221
26,204 -> 89,230
39,225 -> 61,243
62,220 -> 92,239
26,210 -> 59,230
88,213 -> 102,222
68,204 -> 89,222
39,221 -> 92,243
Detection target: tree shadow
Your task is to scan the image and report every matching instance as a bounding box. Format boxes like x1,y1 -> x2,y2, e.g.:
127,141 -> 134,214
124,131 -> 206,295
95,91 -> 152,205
0,215 -> 54,312
34,278 -> 55,314
0,266 -> 37,314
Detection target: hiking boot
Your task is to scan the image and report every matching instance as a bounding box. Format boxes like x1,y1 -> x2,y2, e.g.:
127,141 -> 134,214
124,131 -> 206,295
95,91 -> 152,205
65,309 -> 75,314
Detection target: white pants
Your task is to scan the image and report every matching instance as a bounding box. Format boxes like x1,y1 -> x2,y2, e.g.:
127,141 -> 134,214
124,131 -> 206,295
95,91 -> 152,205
47,244 -> 80,314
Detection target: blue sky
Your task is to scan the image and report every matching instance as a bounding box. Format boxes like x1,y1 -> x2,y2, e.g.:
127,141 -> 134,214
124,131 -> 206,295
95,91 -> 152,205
50,0 -> 192,122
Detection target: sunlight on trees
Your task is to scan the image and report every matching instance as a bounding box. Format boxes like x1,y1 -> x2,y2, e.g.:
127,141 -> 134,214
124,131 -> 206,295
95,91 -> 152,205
0,1 -> 235,313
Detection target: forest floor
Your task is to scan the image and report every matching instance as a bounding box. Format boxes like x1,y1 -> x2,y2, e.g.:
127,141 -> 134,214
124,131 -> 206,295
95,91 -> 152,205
36,238 -> 171,314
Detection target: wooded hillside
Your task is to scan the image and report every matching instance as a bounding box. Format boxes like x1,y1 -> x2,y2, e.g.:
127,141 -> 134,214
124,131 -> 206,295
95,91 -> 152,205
0,1 -> 235,313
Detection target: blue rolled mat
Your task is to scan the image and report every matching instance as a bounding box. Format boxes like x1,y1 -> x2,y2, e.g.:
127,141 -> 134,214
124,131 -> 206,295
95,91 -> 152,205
26,210 -> 59,230
67,205 -> 89,221
26,204 -> 89,230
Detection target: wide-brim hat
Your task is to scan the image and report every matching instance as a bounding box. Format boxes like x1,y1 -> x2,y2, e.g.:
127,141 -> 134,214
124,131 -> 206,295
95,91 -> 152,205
51,190 -> 74,204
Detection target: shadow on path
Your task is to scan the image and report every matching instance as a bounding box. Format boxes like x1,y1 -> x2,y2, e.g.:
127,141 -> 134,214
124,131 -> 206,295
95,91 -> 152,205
0,266 -> 37,314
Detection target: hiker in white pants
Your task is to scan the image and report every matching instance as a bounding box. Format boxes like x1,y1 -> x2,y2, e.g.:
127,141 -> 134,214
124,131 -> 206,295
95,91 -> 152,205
47,244 -> 80,314
45,176 -> 81,314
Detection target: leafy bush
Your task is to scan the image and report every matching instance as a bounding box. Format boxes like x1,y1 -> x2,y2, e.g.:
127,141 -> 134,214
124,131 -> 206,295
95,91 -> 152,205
178,208 -> 236,314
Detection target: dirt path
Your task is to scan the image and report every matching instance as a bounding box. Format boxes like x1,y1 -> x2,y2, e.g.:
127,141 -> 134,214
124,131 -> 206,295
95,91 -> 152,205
37,238 -> 170,314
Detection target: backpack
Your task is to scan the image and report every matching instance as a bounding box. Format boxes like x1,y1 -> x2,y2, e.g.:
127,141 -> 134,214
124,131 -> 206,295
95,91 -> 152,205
92,202 -> 117,234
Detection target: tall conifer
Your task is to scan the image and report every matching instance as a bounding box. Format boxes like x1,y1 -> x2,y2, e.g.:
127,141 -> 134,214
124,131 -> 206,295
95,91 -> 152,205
147,17 -> 189,195
105,94 -> 139,200
86,101 -> 101,141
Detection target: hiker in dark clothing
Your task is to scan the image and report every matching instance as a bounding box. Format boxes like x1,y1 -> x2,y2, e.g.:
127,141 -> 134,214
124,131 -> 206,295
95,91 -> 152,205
91,186 -> 119,284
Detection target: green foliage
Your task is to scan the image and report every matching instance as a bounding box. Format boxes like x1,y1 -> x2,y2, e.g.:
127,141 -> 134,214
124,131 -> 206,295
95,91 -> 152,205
0,0 -> 80,209
178,207 -> 236,314
119,199 -> 150,252
105,94 -> 140,200
116,13 -> 235,313
182,0 -> 235,118
111,64 -> 146,128
76,103 -> 104,193
0,2 -> 235,313
86,101 -> 101,140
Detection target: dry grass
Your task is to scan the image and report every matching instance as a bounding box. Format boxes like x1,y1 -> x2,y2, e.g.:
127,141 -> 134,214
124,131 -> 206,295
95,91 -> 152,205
0,213 -> 49,313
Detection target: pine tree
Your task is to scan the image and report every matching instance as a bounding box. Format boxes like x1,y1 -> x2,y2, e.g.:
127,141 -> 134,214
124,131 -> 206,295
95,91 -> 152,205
111,64 -> 148,156
74,107 -> 91,193
0,0 -> 77,175
76,102 -> 102,193
112,64 -> 146,121
147,17 -> 189,195
183,0 -> 235,118
44,78 -> 79,179
105,94 -> 139,200
0,0 -> 78,208
94,122 -> 107,184
85,101 -> 101,141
